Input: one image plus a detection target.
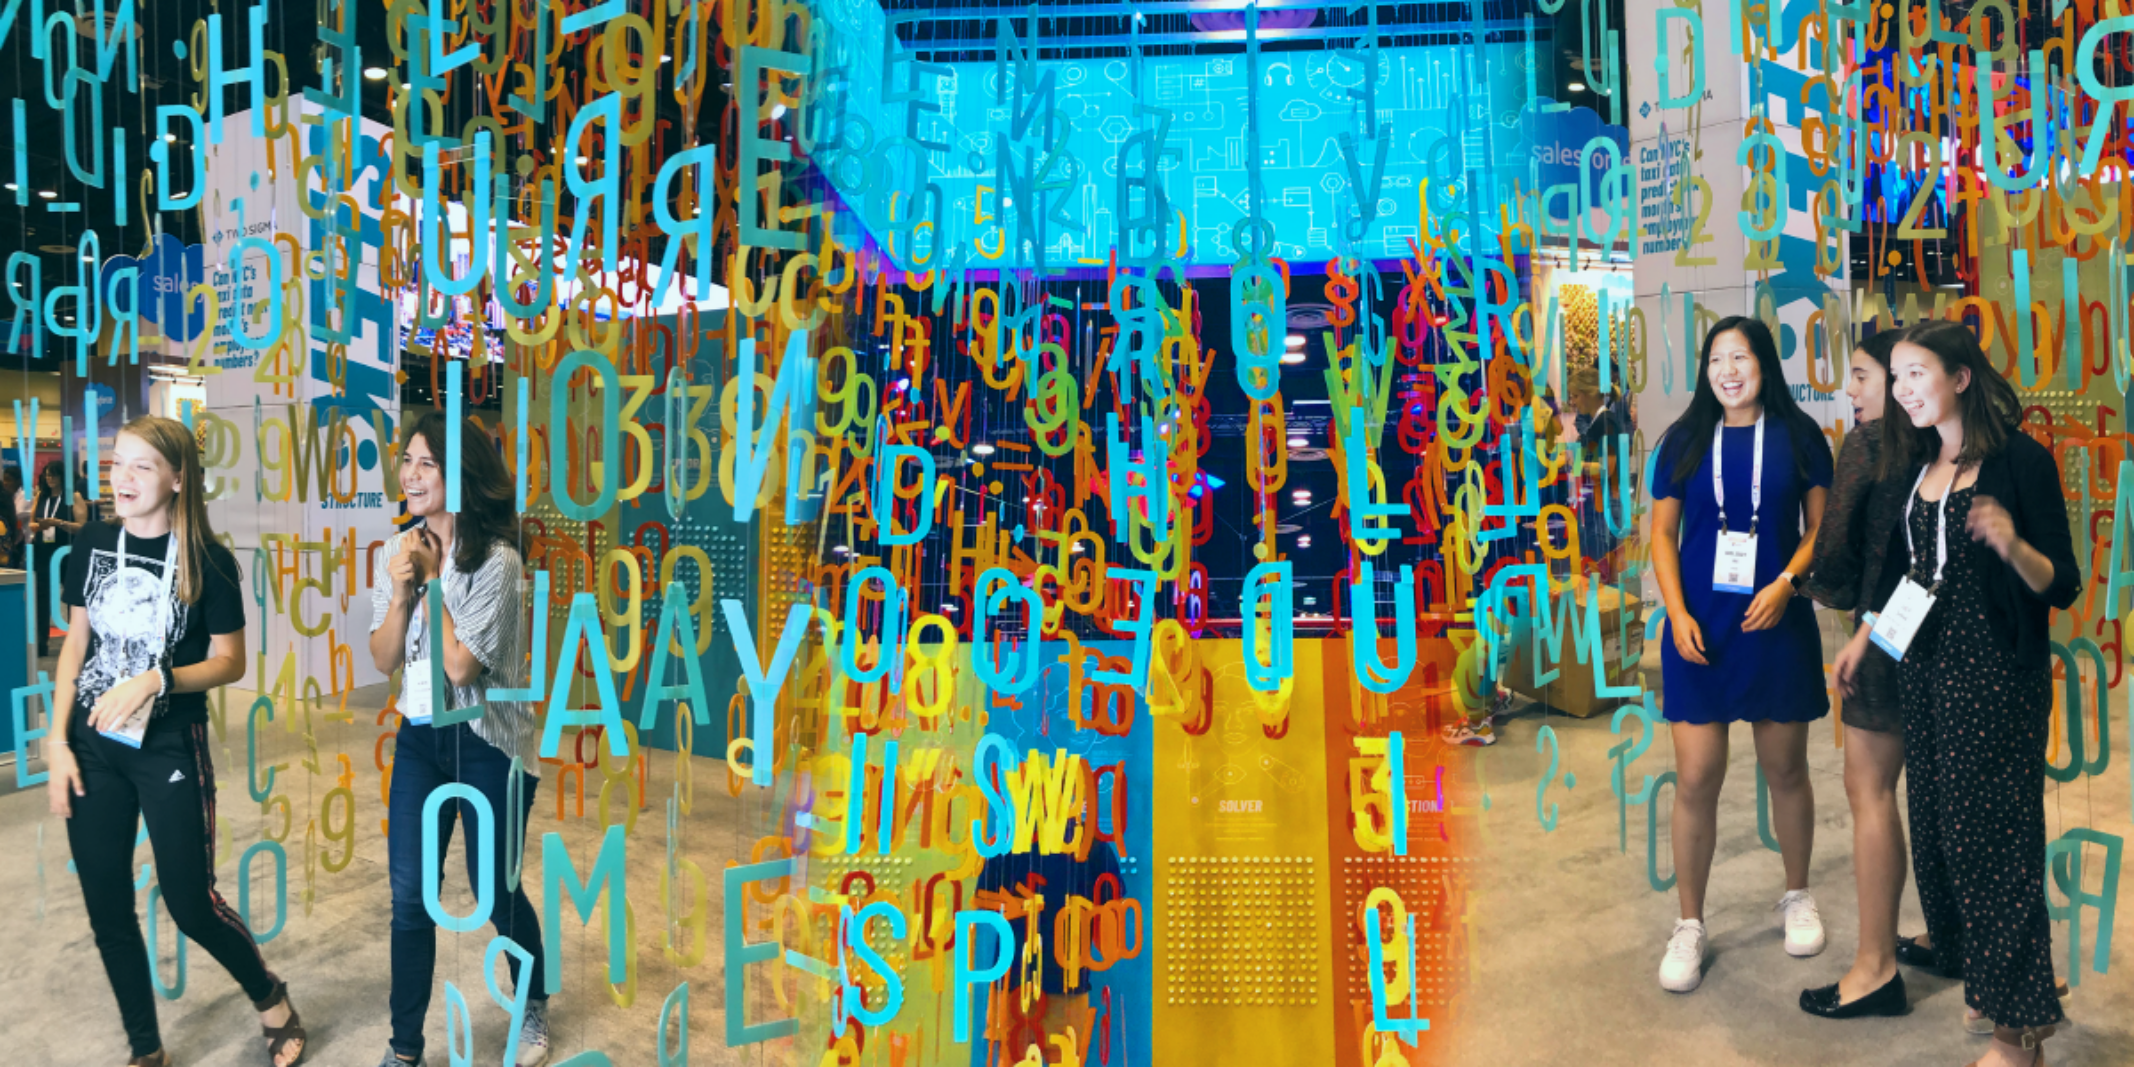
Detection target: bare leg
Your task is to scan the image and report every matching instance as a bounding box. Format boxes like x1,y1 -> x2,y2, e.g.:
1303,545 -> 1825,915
1751,720 -> 1815,891
1670,722 -> 1731,921
1837,724 -> 1906,1001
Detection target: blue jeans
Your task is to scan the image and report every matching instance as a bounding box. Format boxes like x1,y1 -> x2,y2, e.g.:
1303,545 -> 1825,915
388,721 -> 544,1059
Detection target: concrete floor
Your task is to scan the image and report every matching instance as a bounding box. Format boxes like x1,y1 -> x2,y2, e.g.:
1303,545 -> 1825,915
0,672 -> 809,1067
1450,692 -> 2134,1067
7,661 -> 2132,1065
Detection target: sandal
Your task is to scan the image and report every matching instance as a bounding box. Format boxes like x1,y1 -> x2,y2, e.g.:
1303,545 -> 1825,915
252,981 -> 308,1067
1964,1024 -> 2054,1067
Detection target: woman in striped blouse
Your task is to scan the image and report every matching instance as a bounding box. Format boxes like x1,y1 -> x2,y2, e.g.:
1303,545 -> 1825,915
367,412 -> 548,1067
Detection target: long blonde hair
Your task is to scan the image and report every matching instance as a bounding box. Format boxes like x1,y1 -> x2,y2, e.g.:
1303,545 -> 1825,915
118,415 -> 227,604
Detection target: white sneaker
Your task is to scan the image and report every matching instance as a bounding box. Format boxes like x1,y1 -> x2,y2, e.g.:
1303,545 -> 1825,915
1658,919 -> 1709,992
515,1000 -> 551,1067
1778,890 -> 1826,957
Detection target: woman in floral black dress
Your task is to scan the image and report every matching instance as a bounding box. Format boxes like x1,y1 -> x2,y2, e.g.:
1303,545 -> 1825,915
1832,321 -> 2077,1067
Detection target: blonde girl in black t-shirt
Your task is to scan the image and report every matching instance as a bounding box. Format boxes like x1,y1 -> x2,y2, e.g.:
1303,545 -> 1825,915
45,416 -> 309,1067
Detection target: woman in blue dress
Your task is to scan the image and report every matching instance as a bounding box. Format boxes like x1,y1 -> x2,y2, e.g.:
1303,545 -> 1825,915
1648,316 -> 1833,994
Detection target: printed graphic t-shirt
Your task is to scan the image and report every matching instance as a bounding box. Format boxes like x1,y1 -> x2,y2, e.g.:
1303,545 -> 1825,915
62,521 -> 245,732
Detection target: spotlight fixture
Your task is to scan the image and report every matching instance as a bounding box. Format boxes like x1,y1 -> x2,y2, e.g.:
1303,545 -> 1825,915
1568,81 -> 1587,92
1280,351 -> 1306,365
37,189 -> 56,199
363,67 -> 387,81
971,443 -> 996,456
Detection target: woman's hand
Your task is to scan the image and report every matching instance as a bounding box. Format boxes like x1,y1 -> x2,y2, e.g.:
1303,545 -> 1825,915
1670,612 -> 1709,665
86,671 -> 158,733
1966,495 -> 2020,560
46,744 -> 82,817
1741,578 -> 1793,631
1832,627 -> 1873,699
388,538 -> 428,599
404,529 -> 442,587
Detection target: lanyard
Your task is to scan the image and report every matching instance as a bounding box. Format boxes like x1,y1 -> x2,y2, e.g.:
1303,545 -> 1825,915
1903,463 -> 1958,590
117,529 -> 179,643
1711,414 -> 1764,535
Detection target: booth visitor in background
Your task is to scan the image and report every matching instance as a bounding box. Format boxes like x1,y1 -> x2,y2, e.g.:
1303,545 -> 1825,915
30,457 -> 87,657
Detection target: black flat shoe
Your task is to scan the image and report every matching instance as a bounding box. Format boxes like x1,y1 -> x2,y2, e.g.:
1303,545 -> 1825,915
1800,972 -> 1909,1019
1895,936 -> 1960,978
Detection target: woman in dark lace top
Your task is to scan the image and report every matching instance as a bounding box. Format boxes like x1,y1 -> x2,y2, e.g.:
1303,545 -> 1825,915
1798,329 -> 1917,1020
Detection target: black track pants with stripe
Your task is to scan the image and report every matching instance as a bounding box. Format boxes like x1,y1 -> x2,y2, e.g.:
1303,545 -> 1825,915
66,721 -> 281,1058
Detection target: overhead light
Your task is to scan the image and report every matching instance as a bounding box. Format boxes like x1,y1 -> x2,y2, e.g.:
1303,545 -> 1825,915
1280,351 -> 1306,365
576,156 -> 589,166
1284,333 -> 1305,348
832,545 -> 850,555
1297,536 -> 1312,547
971,443 -> 996,456
364,66 -> 387,81
1286,435 -> 1307,448
771,103 -> 788,119
660,54 -> 672,64
942,602 -> 959,612
162,133 -> 177,143
1568,81 -> 1587,92
37,189 -> 56,199
3,183 -> 15,192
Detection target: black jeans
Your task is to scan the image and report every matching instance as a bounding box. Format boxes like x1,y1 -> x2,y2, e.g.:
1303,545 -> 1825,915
66,720 -> 281,1058
388,721 -> 544,1059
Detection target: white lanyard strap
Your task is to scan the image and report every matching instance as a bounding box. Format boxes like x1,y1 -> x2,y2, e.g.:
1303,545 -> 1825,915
117,530 -> 179,641
1712,414 -> 1765,535
1902,463 -> 1956,589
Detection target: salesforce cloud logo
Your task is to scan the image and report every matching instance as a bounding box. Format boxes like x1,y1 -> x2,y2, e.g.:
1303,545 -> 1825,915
1524,99 -> 1629,191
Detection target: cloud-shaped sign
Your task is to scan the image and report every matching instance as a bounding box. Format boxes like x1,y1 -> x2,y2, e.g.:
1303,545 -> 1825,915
104,232 -> 207,343
1524,99 -> 1629,192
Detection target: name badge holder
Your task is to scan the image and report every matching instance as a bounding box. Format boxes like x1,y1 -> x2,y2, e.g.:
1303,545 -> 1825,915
1710,415 -> 1764,595
98,531 -> 178,748
1870,465 -> 1954,662
402,660 -> 435,725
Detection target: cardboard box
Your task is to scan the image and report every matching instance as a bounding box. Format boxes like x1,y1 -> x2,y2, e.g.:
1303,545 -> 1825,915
1504,581 -> 1645,719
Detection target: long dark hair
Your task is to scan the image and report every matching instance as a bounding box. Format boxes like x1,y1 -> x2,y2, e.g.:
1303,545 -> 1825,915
400,411 -> 520,574
1881,320 -> 2022,475
1855,329 -> 1901,390
34,457 -> 64,504
1660,317 -> 1826,487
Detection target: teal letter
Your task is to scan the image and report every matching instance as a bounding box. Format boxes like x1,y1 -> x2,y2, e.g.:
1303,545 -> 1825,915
541,826 -> 628,995
954,909 -> 1014,1041
724,858 -> 798,1045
